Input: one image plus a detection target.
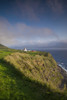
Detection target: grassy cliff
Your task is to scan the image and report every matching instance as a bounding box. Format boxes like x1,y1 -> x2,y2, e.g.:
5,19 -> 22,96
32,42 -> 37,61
0,50 -> 67,100
4,52 -> 63,90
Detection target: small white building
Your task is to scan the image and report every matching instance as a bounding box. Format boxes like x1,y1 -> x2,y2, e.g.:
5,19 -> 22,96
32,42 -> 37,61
24,48 -> 27,52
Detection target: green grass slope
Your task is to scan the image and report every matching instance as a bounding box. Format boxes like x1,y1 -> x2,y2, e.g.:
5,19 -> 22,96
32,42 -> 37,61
4,52 -> 65,90
0,50 -> 67,100
0,44 -> 8,49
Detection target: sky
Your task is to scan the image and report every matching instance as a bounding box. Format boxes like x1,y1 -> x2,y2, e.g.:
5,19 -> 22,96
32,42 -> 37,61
0,0 -> 67,49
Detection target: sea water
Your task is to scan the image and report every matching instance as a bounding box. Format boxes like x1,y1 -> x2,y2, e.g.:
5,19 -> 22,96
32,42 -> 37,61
45,50 -> 67,71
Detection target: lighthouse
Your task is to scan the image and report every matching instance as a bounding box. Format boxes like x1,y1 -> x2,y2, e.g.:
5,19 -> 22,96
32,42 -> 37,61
24,48 -> 27,52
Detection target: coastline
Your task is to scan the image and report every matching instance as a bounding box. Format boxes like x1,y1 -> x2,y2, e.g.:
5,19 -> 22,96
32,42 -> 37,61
58,64 -> 67,73
58,64 -> 67,89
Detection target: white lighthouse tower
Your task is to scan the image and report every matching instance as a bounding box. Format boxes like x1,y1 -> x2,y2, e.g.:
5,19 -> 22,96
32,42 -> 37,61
24,48 -> 27,52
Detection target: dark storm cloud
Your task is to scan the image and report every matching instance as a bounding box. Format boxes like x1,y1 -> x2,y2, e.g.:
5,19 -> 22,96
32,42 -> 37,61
16,0 -> 45,20
47,0 -> 63,14
15,0 -> 66,20
0,0 -> 66,21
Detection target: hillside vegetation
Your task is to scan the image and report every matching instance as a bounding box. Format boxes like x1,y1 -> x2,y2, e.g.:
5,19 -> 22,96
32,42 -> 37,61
0,48 -> 67,100
4,52 -> 64,90
0,44 -> 8,49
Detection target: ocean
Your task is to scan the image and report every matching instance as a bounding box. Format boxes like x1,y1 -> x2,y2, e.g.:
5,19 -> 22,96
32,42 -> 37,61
45,50 -> 67,71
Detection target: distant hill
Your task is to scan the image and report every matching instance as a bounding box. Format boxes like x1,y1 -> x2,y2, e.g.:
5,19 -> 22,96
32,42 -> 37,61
0,44 -> 8,49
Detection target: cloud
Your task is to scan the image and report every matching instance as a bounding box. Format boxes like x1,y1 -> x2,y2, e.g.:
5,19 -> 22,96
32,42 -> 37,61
16,0 -> 45,21
3,0 -> 64,21
0,17 -> 58,46
13,40 -> 67,50
47,0 -> 63,14
16,0 -> 40,20
45,40 -> 67,49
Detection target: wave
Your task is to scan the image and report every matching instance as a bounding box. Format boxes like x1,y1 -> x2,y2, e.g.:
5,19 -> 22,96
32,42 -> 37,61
58,63 -> 67,72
